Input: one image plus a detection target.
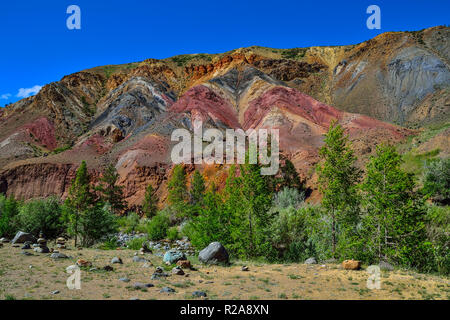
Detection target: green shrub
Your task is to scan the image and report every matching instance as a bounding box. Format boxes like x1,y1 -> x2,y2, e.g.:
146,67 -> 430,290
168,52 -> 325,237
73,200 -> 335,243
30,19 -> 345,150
167,226 -> 180,241
99,236 -> 119,250
422,158 -> 450,205
126,237 -> 147,250
117,212 -> 141,233
425,205 -> 450,274
16,197 -> 64,239
0,194 -> 20,238
147,211 -> 170,240
272,187 -> 305,210
78,204 -> 118,247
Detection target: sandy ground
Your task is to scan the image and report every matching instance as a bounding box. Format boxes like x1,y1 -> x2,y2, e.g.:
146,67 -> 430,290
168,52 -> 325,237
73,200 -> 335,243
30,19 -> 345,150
0,243 -> 448,300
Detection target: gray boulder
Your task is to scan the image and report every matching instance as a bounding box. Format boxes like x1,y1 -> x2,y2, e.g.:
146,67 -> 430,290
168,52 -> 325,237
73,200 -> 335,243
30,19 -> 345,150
11,231 -> 36,244
111,257 -> 123,264
305,257 -> 317,264
379,261 -> 394,271
50,252 -> 69,259
163,249 -> 186,264
198,242 -> 229,265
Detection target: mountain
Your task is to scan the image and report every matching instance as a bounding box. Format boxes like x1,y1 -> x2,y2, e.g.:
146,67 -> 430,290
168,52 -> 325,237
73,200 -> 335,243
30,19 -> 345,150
0,26 -> 448,208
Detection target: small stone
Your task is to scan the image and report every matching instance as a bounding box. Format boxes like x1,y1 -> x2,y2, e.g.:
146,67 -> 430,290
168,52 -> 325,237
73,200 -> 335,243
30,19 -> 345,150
160,287 -> 175,293
21,243 -> 31,250
21,251 -> 33,256
172,266 -> 185,275
34,246 -> 50,253
76,259 -> 92,267
119,277 -> 130,283
103,265 -> 114,271
241,266 -> 249,271
193,291 -> 207,298
111,257 -> 123,264
132,256 -> 147,263
50,252 -> 69,259
0,237 -> 10,243
51,290 -> 60,295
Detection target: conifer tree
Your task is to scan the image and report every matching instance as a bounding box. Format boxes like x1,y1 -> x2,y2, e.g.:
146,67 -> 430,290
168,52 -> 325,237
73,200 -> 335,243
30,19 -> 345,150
361,145 -> 427,265
142,184 -> 158,218
190,170 -> 206,206
65,161 -> 94,247
316,121 -> 361,258
97,164 -> 126,214
167,164 -> 188,217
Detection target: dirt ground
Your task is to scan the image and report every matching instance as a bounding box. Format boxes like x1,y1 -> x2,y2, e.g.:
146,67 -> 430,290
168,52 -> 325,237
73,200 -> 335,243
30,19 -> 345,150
0,243 -> 448,300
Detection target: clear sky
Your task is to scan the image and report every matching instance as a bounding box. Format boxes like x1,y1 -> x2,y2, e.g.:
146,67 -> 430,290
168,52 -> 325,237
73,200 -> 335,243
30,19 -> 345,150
0,0 -> 448,105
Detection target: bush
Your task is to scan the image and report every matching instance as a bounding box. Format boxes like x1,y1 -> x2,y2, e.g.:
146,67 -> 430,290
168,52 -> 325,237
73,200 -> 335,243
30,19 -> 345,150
117,212 -> 140,233
16,197 -> 64,239
0,194 -> 20,238
272,187 -> 305,210
147,211 -> 170,240
126,237 -> 147,250
99,236 -> 119,250
167,226 -> 180,241
422,158 -> 450,205
78,204 -> 118,247
425,205 -> 450,274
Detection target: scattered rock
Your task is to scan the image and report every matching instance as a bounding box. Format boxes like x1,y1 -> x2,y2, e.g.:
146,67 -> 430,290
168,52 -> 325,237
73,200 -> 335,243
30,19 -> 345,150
21,250 -> 33,256
76,259 -> 92,267
193,291 -> 207,298
342,260 -> 361,270
34,246 -> 50,253
172,266 -> 185,275
163,249 -> 186,264
133,282 -> 154,289
51,290 -> 60,295
11,231 -> 36,244
51,252 -> 69,259
119,277 -> 130,283
241,266 -> 249,271
176,260 -> 192,269
379,261 -> 394,271
198,242 -> 229,265
103,265 -> 114,271
132,256 -> 147,263
305,257 -> 317,264
21,242 -> 31,250
160,287 -> 175,293
111,257 -> 123,264
0,237 -> 10,243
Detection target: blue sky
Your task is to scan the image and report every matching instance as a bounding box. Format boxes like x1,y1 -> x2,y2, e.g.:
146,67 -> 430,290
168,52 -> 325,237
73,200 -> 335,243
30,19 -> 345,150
0,0 -> 448,106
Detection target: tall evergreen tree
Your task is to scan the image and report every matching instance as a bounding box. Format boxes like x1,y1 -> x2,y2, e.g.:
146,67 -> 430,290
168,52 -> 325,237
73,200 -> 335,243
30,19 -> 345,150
96,164 -> 126,214
190,170 -> 206,205
316,121 -> 361,258
167,164 -> 188,217
142,184 -> 158,218
361,145 -> 427,265
65,161 -> 94,247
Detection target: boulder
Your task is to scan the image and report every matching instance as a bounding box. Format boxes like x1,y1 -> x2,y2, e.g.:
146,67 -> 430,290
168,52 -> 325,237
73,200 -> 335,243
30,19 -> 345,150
379,261 -> 394,271
163,249 -> 186,264
342,259 -> 361,270
111,257 -> 123,264
11,231 -> 36,244
176,260 -> 192,269
304,257 -> 317,264
51,252 -> 69,259
198,242 -> 229,265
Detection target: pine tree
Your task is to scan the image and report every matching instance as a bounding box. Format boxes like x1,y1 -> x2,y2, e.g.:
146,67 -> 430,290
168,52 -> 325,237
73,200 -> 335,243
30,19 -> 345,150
167,164 -> 188,217
96,164 -> 126,214
190,170 -> 206,205
316,121 -> 361,258
361,145 -> 427,265
65,161 -> 94,247
142,184 -> 158,218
